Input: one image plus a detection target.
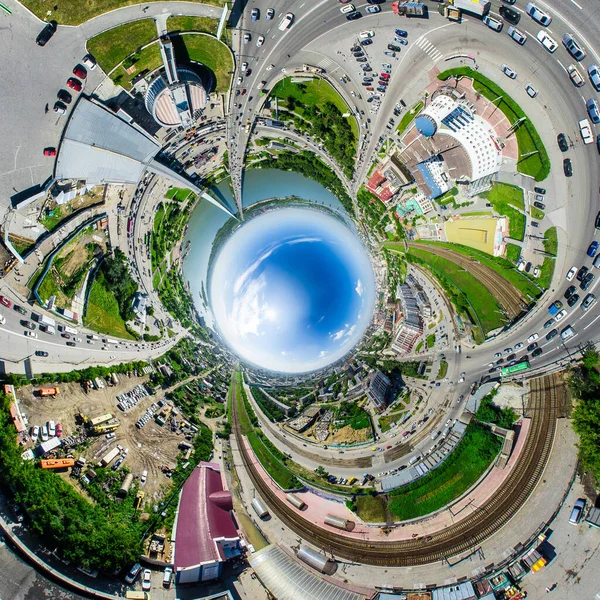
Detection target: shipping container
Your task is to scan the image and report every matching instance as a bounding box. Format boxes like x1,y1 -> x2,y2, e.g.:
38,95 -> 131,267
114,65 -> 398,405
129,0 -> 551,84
38,437 -> 62,455
297,545 -> 337,574
40,458 -> 74,469
100,447 -> 120,467
251,497 -> 270,519
90,413 -> 113,427
324,514 -> 355,531
286,493 -> 306,510
38,387 -> 60,397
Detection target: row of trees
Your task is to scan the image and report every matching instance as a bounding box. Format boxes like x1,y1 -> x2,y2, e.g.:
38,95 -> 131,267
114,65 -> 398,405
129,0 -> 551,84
98,248 -> 139,323
249,387 -> 290,422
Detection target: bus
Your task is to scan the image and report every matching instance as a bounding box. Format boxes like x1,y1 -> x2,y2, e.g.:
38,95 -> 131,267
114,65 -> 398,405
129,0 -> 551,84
127,217 -> 133,235
501,361 -> 530,377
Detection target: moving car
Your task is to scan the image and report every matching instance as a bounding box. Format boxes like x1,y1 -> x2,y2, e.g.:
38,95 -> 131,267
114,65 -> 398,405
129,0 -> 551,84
557,133 -> 569,152
279,12 -> 294,29
243,32 -> 251,43
256,35 -> 265,47
563,158 -> 573,177
568,64 -> 585,87
499,6 -> 520,24
501,64 -> 517,79
483,16 -> 503,32
586,99 -> 600,124
525,84 -> 538,98
525,3 -> 552,26
24,331 -> 37,338
43,148 -> 56,156
563,33 -> 586,61
536,30 -> 557,52
507,26 -> 527,45
588,64 -> 600,91
36,21 -> 57,46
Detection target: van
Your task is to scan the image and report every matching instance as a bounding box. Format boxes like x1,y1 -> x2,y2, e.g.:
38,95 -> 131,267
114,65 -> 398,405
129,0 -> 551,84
162,566 -> 173,588
278,12 -> 294,30
124,563 -> 142,584
560,325 -> 575,341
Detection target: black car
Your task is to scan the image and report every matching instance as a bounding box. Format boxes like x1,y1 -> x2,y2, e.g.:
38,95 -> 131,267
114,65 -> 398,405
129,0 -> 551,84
532,347 -> 543,357
563,158 -> 573,177
581,273 -> 595,290
21,320 -> 35,330
567,293 -> 580,306
35,351 -> 49,357
356,57 -> 368,62
363,77 -> 373,83
557,133 -> 569,152
533,201 -> 545,210
346,11 -> 362,20
13,305 -> 27,315
577,266 -> 589,281
351,45 -> 361,52
565,285 -> 577,298
596,211 -> 600,229
534,187 -> 546,195
353,52 -> 364,57
57,89 -> 72,104
527,342 -> 539,352
506,353 -> 516,361
502,0 -> 517,3
546,329 -> 558,341
499,6 -> 520,24
36,21 -> 57,46
66,341 -> 76,347
360,39 -> 373,46
544,318 -> 555,328
388,44 -> 401,52
367,0 -> 385,3
61,332 -> 71,339
362,65 -> 372,72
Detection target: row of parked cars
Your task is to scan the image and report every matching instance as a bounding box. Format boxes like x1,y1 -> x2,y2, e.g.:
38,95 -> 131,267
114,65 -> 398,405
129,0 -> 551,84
31,420 -> 62,442
116,384 -> 150,412
124,563 -> 173,589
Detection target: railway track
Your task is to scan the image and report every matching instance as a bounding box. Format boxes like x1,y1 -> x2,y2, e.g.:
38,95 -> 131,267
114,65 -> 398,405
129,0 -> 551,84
408,243 -> 529,320
233,373 -> 559,566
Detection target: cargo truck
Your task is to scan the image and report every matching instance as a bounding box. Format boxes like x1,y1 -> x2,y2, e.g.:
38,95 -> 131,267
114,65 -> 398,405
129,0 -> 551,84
392,2 -> 428,17
39,314 -> 56,328
548,300 -> 563,316
450,0 -> 490,17
38,387 -> 60,397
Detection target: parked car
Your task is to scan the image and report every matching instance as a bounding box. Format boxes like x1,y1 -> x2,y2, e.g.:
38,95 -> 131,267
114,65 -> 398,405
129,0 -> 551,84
124,563 -> 142,584
563,158 -> 573,177
569,498 -> 586,525
67,77 -> 82,91
43,147 -> 56,156
82,54 -> 97,70
36,21 -> 57,46
587,241 -> 599,257
501,64 -> 517,79
141,569 -> 152,591
57,89 -> 72,104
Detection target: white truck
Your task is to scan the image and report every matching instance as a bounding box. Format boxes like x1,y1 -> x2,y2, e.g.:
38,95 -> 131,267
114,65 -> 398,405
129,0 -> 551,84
39,314 -> 56,328
579,118 -> 594,144
451,0 -> 491,17
278,12 -> 294,30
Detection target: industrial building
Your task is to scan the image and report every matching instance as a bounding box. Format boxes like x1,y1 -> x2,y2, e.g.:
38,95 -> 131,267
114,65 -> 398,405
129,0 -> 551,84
392,283 -> 423,354
172,462 -> 241,584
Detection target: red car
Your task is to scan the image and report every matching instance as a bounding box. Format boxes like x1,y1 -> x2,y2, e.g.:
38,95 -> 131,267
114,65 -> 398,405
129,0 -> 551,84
56,423 -> 63,437
386,445 -> 392,449
0,295 -> 12,308
72,65 -> 87,79
67,78 -> 82,92
380,73 -> 390,80
61,333 -> 71,339
241,88 -> 247,95
43,148 -> 56,156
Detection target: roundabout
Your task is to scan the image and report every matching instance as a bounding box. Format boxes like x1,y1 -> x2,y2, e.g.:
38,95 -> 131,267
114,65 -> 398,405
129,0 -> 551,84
0,0 -> 599,599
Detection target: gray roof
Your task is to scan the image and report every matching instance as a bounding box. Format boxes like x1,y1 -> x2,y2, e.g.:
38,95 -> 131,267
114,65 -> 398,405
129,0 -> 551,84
432,582 -> 476,600
55,98 -> 160,185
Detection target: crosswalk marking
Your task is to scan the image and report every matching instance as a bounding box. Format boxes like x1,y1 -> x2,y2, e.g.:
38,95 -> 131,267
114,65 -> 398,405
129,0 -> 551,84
317,57 -> 333,69
415,37 -> 443,62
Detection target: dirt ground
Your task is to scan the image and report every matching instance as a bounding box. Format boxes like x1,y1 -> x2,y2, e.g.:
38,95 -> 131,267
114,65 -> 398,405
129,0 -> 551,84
329,424 -> 371,444
17,375 -> 187,500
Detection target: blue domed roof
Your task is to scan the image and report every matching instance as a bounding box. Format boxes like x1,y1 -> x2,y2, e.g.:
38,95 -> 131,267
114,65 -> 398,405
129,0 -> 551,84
415,114 -> 437,137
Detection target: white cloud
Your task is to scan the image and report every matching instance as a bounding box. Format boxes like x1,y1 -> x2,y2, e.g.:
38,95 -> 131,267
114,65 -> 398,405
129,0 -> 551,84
319,350 -> 329,358
355,279 -> 364,296
331,329 -> 346,341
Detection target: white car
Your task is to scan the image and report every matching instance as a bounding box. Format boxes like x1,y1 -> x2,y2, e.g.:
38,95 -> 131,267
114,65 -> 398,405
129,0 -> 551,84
243,33 -> 251,44
141,469 -> 148,485
579,118 -> 593,145
40,425 -> 49,441
555,309 -> 567,322
501,64 -> 517,79
24,330 -> 37,338
507,26 -> 527,46
48,420 -> 56,437
256,35 -> 265,47
359,30 -> 375,39
526,2 -> 552,26
340,3 -> 355,13
566,266 -> 577,281
31,425 -> 40,440
240,62 -> 248,73
525,84 -> 538,98
82,54 -> 97,70
236,76 -> 242,85
266,64 -> 274,71
527,333 -> 539,343
536,30 -> 557,52
533,266 -> 541,278
366,5 -> 381,12
483,15 -> 503,32
568,64 -> 585,87
142,569 -> 152,591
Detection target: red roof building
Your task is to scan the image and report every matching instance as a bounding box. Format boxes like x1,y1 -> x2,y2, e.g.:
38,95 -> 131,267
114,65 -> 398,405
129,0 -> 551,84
173,462 -> 240,584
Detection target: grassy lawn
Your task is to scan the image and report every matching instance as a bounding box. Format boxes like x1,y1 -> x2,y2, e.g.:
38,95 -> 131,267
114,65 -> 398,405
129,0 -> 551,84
480,183 -> 525,240
167,16 -> 218,35
356,494 -> 387,523
438,67 -> 550,181
22,0 -> 226,25
408,247 -> 507,334
165,187 -> 193,202
37,269 -> 65,306
536,257 -> 555,289
396,101 -> 424,137
461,211 -> 494,217
426,334 -> 435,349
84,276 -> 135,339
506,243 -> 522,264
544,227 -> 558,256
270,77 -> 358,141
388,423 -> 501,520
379,411 -> 408,433
408,240 -> 541,300
88,27 -> 232,93
530,206 -> 545,221
437,360 -> 448,380
247,431 -> 300,490
87,19 -> 157,73
415,340 -> 424,352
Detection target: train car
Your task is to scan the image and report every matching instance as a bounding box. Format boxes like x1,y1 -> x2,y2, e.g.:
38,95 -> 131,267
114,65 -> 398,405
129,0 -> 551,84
286,493 -> 306,510
40,458 -> 74,470
324,514 -> 355,532
297,545 -> 337,575
251,497 -> 270,519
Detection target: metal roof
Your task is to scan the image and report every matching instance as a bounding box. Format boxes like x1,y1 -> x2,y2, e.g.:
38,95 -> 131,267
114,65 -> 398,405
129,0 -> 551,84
432,582 -> 476,600
55,97 -> 160,185
249,545 -> 366,600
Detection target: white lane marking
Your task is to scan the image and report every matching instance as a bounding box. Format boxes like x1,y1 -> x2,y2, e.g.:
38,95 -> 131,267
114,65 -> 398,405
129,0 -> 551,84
556,59 -> 568,74
299,2 -> 305,7
566,0 -> 583,9
584,312 -> 600,330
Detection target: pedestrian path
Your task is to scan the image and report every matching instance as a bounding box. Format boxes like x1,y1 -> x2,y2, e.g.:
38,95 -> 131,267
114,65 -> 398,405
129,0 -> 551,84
415,37 -> 443,63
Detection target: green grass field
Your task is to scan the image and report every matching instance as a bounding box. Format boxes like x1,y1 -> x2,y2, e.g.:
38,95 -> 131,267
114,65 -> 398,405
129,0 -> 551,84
480,183 -> 525,240
388,423 -> 501,520
437,360 -> 448,380
379,411 -> 408,433
84,276 -> 135,339
506,243 -> 522,264
426,334 -> 435,348
356,495 -> 387,523
396,101 -> 424,137
536,257 -> 555,289
438,67 -> 550,181
544,227 -> 558,256
182,34 -> 233,94
165,187 -> 193,202
22,0 -> 226,25
407,248 -> 507,333
530,206 -> 545,221
407,240 -> 541,300
167,16 -> 218,35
